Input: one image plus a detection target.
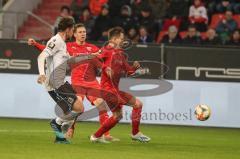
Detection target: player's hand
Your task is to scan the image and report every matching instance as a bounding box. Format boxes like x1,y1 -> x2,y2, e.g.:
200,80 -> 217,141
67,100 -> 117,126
37,75 -> 46,84
91,50 -> 102,56
133,61 -> 140,69
89,50 -> 101,59
106,67 -> 114,79
28,38 -> 36,46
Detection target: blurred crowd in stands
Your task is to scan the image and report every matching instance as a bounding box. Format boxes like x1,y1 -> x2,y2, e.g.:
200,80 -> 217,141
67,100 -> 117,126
54,0 -> 240,46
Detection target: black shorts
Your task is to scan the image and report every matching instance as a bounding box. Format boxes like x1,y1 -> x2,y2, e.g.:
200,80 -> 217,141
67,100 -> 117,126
48,81 -> 77,114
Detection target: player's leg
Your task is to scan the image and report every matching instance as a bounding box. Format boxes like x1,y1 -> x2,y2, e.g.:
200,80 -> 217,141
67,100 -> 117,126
63,95 -> 84,139
92,98 -> 120,141
85,85 -> 111,137
65,84 -> 108,139
49,82 -> 84,143
64,83 -> 86,138
53,95 -> 84,141
83,84 -> 119,140
48,90 -> 71,144
90,108 -> 123,143
120,91 -> 151,142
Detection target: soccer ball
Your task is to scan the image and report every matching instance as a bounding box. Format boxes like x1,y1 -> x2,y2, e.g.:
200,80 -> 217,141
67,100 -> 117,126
194,104 -> 211,121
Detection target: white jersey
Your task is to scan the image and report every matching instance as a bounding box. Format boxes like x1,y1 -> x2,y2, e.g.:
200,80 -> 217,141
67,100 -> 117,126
43,34 -> 70,91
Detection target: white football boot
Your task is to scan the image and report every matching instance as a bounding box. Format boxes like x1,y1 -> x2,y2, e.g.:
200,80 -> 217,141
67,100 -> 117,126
131,132 -> 151,142
90,135 -> 110,143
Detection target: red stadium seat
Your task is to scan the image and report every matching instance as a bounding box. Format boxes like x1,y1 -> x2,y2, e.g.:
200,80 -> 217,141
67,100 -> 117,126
210,14 -> 225,29
179,31 -> 187,39
233,14 -> 240,28
200,32 -> 208,40
156,31 -> 168,43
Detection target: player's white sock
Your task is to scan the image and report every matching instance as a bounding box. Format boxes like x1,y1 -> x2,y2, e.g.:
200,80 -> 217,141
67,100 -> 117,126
56,117 -> 65,125
61,111 -> 81,121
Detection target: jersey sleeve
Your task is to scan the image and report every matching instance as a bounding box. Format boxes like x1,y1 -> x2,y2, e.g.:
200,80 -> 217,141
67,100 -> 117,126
123,56 -> 136,75
91,44 -> 100,53
97,49 -> 108,61
43,38 -> 61,56
33,42 -> 46,51
93,58 -> 103,69
66,43 -> 74,56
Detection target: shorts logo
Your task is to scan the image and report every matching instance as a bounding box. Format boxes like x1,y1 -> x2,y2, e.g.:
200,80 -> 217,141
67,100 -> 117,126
68,97 -> 74,104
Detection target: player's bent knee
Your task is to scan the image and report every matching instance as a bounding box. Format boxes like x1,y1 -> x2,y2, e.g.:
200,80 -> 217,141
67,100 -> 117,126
134,99 -> 143,108
73,99 -> 84,113
95,98 -> 108,112
113,110 -> 123,121
118,114 -> 123,120
115,114 -> 123,121
94,98 -> 104,106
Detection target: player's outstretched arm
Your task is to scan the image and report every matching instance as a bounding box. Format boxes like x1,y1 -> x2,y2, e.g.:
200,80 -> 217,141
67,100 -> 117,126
127,61 -> 150,77
124,60 -> 140,75
133,61 -> 141,70
67,53 -> 99,65
28,38 -> 46,51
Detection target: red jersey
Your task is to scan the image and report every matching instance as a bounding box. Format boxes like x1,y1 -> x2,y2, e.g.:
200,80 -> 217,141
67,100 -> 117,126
67,42 -> 102,85
99,46 -> 136,90
34,42 -> 102,85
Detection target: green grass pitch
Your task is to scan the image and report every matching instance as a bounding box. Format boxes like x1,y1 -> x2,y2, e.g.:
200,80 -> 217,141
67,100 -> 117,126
0,118 -> 239,159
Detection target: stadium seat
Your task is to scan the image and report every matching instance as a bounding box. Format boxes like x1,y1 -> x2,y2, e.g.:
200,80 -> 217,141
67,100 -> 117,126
233,14 -> 240,28
156,31 -> 168,43
179,31 -> 187,39
17,0 -> 72,40
200,32 -> 208,40
210,14 -> 225,29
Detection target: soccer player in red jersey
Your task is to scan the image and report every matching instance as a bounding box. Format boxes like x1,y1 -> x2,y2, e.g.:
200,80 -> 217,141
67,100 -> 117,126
28,24 -> 118,142
90,27 -> 151,143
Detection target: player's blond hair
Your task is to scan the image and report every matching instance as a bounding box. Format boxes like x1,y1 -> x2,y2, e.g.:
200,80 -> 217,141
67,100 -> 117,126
108,27 -> 125,40
74,23 -> 85,33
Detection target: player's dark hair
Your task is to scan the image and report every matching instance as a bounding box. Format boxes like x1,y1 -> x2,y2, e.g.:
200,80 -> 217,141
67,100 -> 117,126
60,5 -> 70,14
58,17 -> 74,32
74,23 -> 85,33
108,27 -> 125,40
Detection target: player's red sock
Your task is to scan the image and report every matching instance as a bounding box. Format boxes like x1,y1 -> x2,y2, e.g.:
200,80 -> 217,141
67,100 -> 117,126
99,111 -> 110,136
94,116 -> 118,138
131,107 -> 142,135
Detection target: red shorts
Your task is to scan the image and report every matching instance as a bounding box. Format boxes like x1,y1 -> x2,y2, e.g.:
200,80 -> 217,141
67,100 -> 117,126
72,81 -> 101,105
101,87 -> 134,112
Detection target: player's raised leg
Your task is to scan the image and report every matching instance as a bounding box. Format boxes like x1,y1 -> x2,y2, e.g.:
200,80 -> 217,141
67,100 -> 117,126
49,83 -> 84,143
93,98 -> 120,141
63,95 -> 84,139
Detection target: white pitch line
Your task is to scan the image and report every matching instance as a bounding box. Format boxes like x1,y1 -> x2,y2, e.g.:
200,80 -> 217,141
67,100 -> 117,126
0,130 -> 52,133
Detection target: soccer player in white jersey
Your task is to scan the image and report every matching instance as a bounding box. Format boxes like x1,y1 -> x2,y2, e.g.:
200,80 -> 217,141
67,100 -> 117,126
37,17 -> 86,144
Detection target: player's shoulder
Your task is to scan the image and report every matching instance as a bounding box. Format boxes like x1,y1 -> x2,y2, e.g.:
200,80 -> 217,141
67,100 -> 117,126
47,35 -> 63,46
46,34 -> 65,51
49,34 -> 60,42
66,41 -> 75,47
